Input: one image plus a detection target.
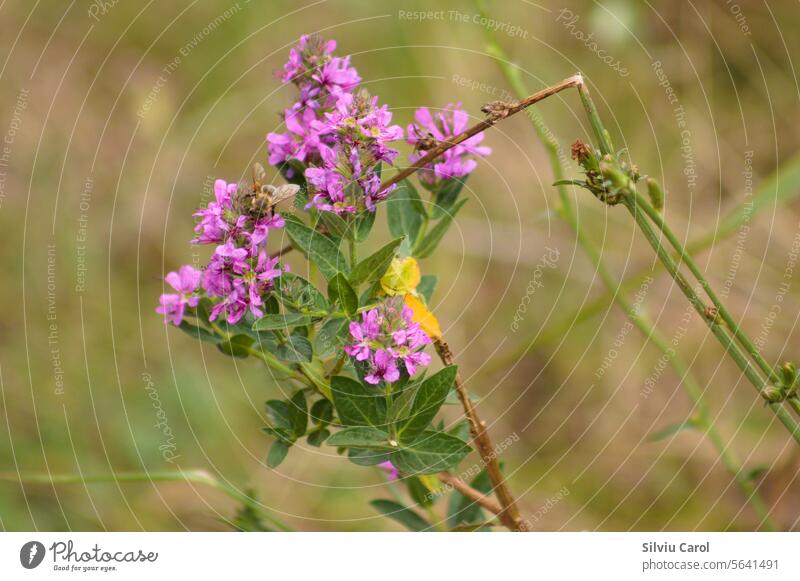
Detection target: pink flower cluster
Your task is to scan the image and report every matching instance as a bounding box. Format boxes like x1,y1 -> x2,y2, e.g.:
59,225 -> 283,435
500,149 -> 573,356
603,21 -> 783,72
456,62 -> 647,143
268,35 -> 403,214
157,179 -> 285,326
345,299 -> 432,385
267,34 -> 360,172
407,103 -> 491,189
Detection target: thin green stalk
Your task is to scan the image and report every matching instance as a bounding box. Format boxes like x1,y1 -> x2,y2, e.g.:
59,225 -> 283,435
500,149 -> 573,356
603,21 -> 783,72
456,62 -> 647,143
574,77 -> 800,436
349,235 -> 358,267
477,15 -> 777,527
632,192 -> 780,384
0,470 -> 292,531
623,196 -> 800,444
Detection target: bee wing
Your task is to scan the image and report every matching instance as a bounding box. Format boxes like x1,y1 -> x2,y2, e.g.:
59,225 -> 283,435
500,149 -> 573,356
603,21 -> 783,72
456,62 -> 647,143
252,162 -> 267,182
269,184 -> 300,205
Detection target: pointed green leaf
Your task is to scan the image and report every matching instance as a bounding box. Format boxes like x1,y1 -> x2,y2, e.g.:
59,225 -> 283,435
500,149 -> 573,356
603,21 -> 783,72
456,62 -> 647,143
307,428 -> 330,447
417,275 -> 438,304
276,335 -> 313,362
431,176 -> 467,218
370,499 -> 431,531
355,209 -> 376,241
396,366 -> 457,443
415,199 -> 467,258
267,440 -> 290,468
349,237 -> 404,287
347,447 -> 392,466
288,390 -> 308,438
331,375 -> 387,427
217,334 -> 254,358
284,215 -> 349,279
177,320 -> 223,344
447,468 -> 491,528
252,313 -> 315,331
387,180 -> 425,243
391,430 -> 471,475
328,273 -> 358,318
327,426 -> 390,448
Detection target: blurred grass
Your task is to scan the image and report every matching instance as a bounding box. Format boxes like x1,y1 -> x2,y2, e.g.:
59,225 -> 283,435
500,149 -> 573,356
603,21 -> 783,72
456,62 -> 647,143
2,0 -> 800,531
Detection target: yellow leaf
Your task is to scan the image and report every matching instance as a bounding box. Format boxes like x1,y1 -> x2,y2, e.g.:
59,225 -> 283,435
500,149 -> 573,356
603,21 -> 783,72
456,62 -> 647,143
404,293 -> 442,339
380,257 -> 421,296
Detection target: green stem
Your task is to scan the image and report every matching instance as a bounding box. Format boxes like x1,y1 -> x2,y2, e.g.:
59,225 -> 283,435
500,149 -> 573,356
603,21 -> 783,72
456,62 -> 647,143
623,196 -> 800,445
633,192 -> 780,385
476,17 -> 778,528
349,235 -> 358,267
0,470 -> 292,531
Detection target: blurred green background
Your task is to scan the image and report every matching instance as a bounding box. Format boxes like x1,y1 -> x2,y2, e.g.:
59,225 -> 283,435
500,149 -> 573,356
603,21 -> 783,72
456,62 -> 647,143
2,0 -> 800,531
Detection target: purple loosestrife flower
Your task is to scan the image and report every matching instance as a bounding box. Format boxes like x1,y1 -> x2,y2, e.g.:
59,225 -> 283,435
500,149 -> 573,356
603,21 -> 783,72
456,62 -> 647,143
345,298 -> 432,385
157,265 -> 202,325
378,461 -> 399,481
267,35 -> 361,171
305,91 -> 403,214
407,103 -> 491,189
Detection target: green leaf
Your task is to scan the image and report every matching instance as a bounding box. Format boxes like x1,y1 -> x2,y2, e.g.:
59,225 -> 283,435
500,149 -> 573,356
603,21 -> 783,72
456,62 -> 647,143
276,335 -> 313,363
347,447 -> 392,466
310,399 -> 334,425
355,209 -> 376,241
275,273 -> 329,313
407,476 -> 435,507
288,390 -> 308,438
415,199 -> 467,258
328,273 -> 358,317
349,237 -> 404,288
252,313 -> 315,331
417,275 -> 438,303
327,426 -> 390,448
195,298 -> 213,322
307,428 -> 330,447
265,400 -> 293,432
177,320 -> 223,344
431,176 -> 467,219
267,440 -> 290,468
370,499 -> 431,532
391,431 -> 471,475
387,180 -> 425,243
387,384 -> 419,429
331,375 -> 387,427
648,419 -> 697,442
395,366 -> 457,443
315,318 -> 348,357
284,215 -> 349,279
318,211 -> 350,239
217,334 -> 254,358
447,468 -> 491,527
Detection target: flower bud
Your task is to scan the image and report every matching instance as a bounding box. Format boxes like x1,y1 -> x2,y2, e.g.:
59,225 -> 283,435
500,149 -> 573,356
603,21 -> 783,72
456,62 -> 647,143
646,178 -> 665,211
781,362 -> 797,390
761,385 -> 784,403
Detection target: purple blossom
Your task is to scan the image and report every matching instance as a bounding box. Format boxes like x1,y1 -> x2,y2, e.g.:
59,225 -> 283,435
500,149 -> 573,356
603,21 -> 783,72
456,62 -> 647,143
345,298 -> 432,385
156,265 -> 202,325
378,461 -> 399,480
268,35 -> 361,170
407,103 -> 491,189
